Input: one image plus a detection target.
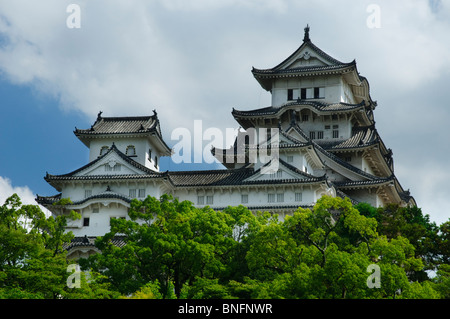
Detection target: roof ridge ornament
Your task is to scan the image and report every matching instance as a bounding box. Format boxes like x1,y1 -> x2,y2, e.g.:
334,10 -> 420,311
303,24 -> 310,42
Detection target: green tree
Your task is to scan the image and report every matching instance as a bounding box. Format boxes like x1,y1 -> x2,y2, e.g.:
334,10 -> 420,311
81,194 -> 237,298
0,194 -> 77,298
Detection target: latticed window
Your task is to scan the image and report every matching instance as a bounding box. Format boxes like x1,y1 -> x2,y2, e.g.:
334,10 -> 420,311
100,146 -> 109,156
126,145 -> 136,156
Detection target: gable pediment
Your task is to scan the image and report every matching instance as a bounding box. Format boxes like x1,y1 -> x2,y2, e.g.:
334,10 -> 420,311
243,161 -> 311,183
71,145 -> 153,177
281,50 -> 328,70
73,152 -> 147,177
277,42 -> 341,72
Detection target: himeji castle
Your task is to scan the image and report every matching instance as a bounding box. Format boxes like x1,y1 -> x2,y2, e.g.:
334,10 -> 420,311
36,26 -> 415,259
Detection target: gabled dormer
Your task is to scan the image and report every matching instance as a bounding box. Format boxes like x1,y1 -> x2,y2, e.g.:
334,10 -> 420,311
74,111 -> 172,171
252,25 -> 374,108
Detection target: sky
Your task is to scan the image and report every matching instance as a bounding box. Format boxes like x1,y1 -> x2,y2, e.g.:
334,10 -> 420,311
0,0 -> 449,225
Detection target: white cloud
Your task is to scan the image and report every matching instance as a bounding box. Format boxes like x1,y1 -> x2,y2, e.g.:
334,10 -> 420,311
0,176 -> 37,206
0,0 -> 449,223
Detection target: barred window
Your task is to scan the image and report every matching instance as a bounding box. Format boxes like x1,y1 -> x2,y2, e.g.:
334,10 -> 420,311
277,193 -> 284,202
126,145 -> 136,156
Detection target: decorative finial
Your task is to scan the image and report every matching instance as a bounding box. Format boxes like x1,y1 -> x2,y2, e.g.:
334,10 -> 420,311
303,24 -> 310,42
97,111 -> 103,120
152,109 -> 157,116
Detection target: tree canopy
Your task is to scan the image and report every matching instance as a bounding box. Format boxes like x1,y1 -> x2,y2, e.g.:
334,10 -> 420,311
0,193 -> 448,299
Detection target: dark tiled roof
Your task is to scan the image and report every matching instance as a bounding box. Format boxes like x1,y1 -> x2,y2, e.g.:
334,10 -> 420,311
74,112 -> 159,136
74,112 -> 171,154
167,167 -> 254,187
45,144 -> 165,182
36,190 -> 133,206
252,62 -> 356,77
333,175 -> 395,188
252,37 -> 350,75
36,193 -> 62,205
232,100 -> 366,118
316,125 -> 379,151
63,235 -> 127,251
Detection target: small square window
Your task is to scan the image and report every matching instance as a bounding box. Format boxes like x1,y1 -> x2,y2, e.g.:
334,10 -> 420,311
268,194 -> 275,203
287,155 -> 294,163
138,189 -> 146,198
129,189 -> 136,198
197,196 -> 205,205
277,193 -> 284,202
206,195 -> 214,205
295,192 -> 303,202
241,194 -> 248,204
83,217 -> 90,227
85,190 -> 92,198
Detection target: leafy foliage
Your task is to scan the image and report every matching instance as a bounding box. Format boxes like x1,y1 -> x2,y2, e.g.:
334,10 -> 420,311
0,193 -> 448,299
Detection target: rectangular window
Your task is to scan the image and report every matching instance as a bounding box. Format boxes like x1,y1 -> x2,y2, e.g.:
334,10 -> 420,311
85,189 -> 92,198
302,114 -> 309,122
333,130 -> 339,138
295,192 -> 303,202
206,195 -> 214,205
301,88 -> 307,99
197,195 -> 205,205
138,189 -> 146,198
306,88 -> 313,99
309,131 -> 316,139
288,89 -> 299,101
287,89 -> 293,101
314,87 -> 325,98
241,194 -> 248,204
314,87 -> 320,99
268,194 -> 275,203
317,131 -> 324,139
287,155 -> 294,163
319,87 -> 325,98
277,193 -> 284,202
83,217 -> 90,227
129,189 -> 136,198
